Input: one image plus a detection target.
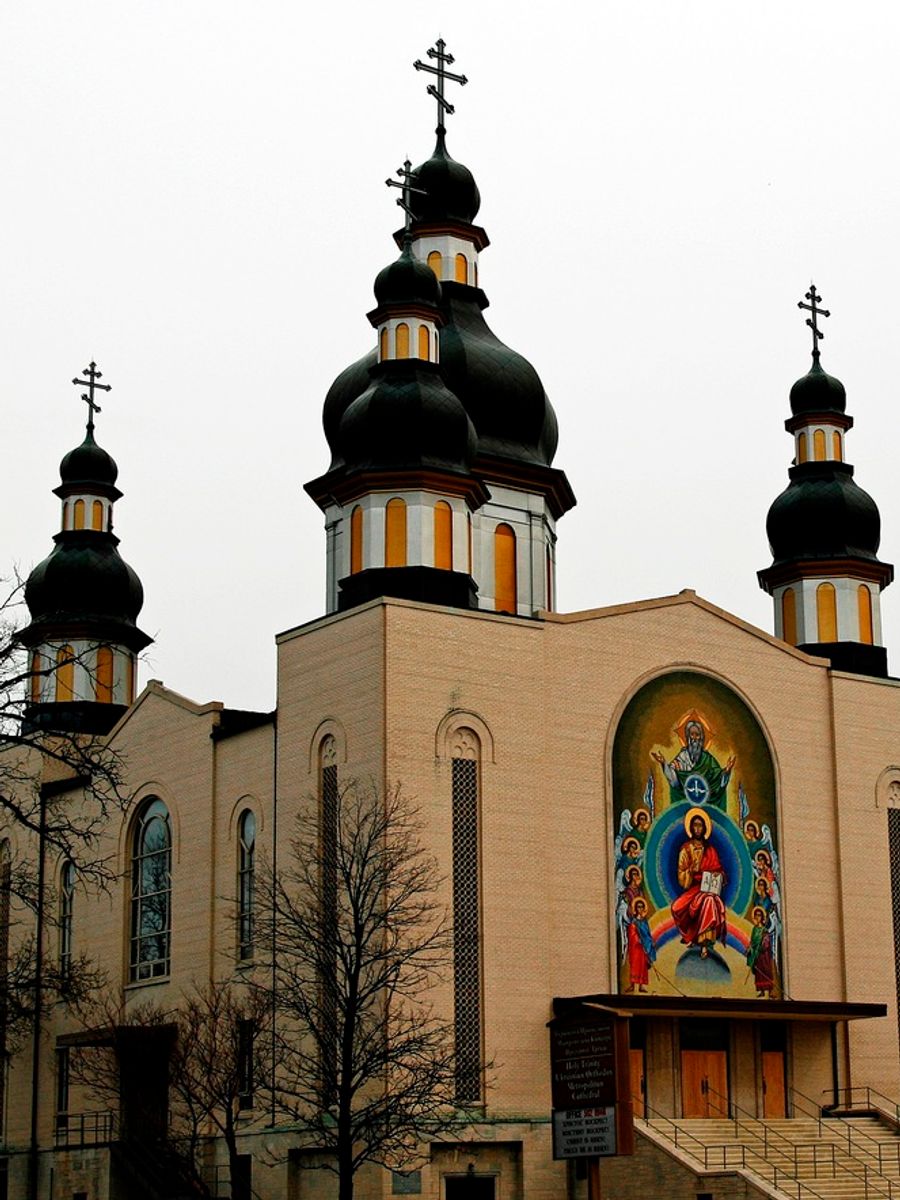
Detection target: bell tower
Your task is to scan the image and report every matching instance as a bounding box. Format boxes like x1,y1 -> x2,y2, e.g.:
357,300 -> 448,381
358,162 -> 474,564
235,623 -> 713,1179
19,363 -> 151,733
758,288 -> 893,677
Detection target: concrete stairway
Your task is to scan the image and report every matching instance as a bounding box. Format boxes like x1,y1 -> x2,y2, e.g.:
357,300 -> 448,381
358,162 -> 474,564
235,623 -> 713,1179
644,1115 -> 900,1200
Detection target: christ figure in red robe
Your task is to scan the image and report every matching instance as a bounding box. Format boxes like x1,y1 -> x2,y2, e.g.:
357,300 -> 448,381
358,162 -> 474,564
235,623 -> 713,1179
671,812 -> 727,957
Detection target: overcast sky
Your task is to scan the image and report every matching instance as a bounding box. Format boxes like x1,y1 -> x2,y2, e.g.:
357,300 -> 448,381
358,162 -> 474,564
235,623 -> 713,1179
4,2 -> 900,711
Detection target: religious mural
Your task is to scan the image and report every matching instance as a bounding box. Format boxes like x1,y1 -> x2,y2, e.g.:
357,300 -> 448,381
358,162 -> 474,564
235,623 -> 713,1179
612,672 -> 782,999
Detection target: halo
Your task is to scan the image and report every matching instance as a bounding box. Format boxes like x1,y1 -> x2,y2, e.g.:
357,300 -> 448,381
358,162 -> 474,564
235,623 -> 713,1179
633,807 -> 651,824
751,906 -> 767,922
622,837 -> 640,855
684,806 -> 712,838
755,849 -> 771,865
744,819 -> 760,836
675,708 -> 714,746
625,865 -> 643,885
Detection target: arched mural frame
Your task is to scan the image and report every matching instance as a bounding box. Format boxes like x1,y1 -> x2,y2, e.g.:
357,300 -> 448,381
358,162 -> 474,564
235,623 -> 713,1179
607,665 -> 786,1001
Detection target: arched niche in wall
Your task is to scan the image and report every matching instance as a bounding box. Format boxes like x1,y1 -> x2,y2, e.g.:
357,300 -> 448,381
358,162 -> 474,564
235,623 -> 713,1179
612,670 -> 782,1000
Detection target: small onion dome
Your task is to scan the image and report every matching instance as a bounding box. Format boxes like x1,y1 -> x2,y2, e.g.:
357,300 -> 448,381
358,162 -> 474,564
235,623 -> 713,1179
59,430 -> 119,488
789,355 -> 847,416
24,536 -> 145,631
322,349 -> 377,470
409,132 -> 480,225
438,285 -> 558,466
337,361 -> 476,477
374,244 -> 441,307
766,461 -> 882,564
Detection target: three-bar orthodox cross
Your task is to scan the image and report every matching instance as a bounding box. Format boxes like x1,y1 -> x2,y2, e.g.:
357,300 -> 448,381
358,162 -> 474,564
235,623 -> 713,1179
414,38 -> 467,132
385,159 -> 428,232
798,284 -> 830,358
72,361 -> 111,435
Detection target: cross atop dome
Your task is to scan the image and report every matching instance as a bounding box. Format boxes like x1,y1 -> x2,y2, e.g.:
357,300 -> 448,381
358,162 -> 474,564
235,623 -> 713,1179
71,360 -> 111,436
798,284 -> 830,360
414,38 -> 467,134
385,159 -> 428,233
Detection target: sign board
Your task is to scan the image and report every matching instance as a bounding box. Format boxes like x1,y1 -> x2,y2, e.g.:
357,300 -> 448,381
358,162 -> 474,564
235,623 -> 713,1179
547,1014 -> 635,1159
549,1019 -> 617,1109
552,1106 -> 617,1159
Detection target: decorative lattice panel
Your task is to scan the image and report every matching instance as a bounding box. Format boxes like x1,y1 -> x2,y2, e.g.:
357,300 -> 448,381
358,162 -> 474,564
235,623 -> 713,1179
452,755 -> 482,1103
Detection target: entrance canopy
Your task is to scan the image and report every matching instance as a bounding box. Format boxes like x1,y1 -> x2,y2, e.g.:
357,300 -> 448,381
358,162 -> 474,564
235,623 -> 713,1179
553,994 -> 886,1023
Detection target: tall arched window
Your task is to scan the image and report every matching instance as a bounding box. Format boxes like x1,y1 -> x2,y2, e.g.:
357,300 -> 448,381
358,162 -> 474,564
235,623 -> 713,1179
816,582 -> 837,642
319,736 -> 338,1101
797,433 -> 808,464
350,505 -> 363,575
858,584 -> 874,645
455,253 -> 467,284
813,429 -> 826,461
379,327 -> 389,361
427,250 -> 442,279
832,430 -> 843,461
494,524 -> 517,613
434,501 -> 453,570
238,810 -> 256,961
91,499 -> 104,530
417,324 -> 430,360
385,498 -> 407,567
73,499 -> 85,530
59,860 -> 75,980
126,654 -> 135,704
781,587 -> 798,645
95,646 -> 114,703
395,323 -> 410,359
451,727 -> 482,1103
56,645 -> 75,703
130,799 -> 172,981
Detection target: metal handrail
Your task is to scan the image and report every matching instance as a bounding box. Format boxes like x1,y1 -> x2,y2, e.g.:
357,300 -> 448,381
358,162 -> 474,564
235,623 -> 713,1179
829,1086 -> 900,1127
794,1086 -> 900,1181
53,1109 -> 117,1147
788,1087 -> 898,1200
637,1095 -> 746,1171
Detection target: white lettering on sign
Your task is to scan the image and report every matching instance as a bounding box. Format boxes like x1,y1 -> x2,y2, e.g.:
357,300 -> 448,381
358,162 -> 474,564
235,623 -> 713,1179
552,1106 -> 617,1160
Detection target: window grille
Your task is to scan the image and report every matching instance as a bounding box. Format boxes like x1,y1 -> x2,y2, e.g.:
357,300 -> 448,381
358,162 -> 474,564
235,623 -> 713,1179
889,809 -> 900,1046
59,860 -> 75,980
452,751 -> 482,1103
320,742 -> 338,1103
129,799 -> 171,981
237,1018 -> 255,1110
238,810 -> 256,960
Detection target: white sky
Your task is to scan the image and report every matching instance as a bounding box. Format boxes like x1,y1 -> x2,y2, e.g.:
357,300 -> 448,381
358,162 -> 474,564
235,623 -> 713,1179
4,2 -> 900,711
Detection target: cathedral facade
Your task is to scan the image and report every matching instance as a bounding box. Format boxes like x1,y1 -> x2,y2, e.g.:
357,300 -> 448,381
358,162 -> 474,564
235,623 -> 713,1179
5,40 -> 900,1200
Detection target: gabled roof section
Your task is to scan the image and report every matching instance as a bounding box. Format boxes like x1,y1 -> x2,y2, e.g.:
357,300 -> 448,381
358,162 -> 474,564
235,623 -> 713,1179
542,588 -> 832,666
105,679 -> 225,742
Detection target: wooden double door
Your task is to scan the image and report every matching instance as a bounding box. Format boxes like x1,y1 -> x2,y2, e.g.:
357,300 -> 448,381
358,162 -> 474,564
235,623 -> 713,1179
680,1019 -> 729,1118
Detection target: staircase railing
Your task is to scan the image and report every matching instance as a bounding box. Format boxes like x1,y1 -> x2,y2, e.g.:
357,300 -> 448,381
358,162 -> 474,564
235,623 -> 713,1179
792,1086 -> 900,1184
829,1087 -> 900,1127
704,1085 -> 840,1185
640,1095 -> 835,1200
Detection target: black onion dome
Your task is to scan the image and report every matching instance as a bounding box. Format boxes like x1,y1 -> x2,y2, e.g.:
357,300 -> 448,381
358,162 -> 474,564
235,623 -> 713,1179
59,430 -> 119,487
338,363 -> 476,476
374,245 -> 441,307
789,356 -> 847,416
24,536 -> 145,628
766,462 -> 882,564
410,132 -> 480,225
323,349 -> 377,469
437,284 -> 558,466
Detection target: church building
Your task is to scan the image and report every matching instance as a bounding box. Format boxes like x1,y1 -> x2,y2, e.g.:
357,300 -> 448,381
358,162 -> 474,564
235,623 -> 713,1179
5,38 -> 900,1200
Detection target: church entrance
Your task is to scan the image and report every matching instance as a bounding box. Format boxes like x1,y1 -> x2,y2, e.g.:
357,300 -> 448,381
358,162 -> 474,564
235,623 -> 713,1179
761,1023 -> 787,1118
680,1019 -> 729,1117
445,1177 -> 496,1199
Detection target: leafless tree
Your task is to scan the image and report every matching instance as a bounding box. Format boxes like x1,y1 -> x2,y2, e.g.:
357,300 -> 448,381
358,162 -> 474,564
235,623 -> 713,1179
256,780 -> 464,1200
73,981 -> 269,1200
